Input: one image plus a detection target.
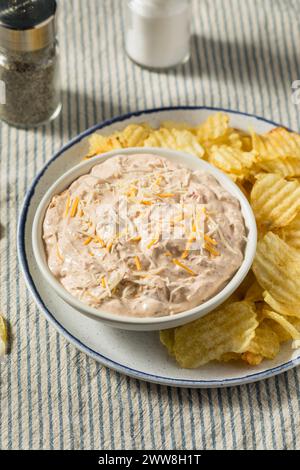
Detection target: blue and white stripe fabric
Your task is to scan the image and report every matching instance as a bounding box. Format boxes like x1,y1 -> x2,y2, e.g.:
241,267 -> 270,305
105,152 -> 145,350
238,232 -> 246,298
0,0 -> 300,449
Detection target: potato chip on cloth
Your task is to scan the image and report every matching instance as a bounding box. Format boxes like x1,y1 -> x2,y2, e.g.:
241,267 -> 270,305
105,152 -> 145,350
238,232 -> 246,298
253,232 -> 300,305
0,315 -> 7,357
164,301 -> 258,368
250,173 -> 300,228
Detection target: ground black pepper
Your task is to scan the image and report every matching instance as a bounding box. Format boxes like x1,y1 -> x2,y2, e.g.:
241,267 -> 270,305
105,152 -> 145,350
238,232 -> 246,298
0,45 -> 60,127
0,0 -> 60,128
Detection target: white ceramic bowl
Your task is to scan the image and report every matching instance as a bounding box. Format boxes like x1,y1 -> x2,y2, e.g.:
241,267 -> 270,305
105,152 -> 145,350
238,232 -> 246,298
32,147 -> 257,331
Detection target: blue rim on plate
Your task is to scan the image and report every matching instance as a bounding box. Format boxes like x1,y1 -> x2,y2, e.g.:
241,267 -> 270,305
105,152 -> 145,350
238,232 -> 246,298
17,106 -> 300,388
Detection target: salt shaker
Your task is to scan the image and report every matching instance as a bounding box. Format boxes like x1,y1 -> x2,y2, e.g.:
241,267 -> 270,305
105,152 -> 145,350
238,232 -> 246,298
125,0 -> 191,70
0,0 -> 61,128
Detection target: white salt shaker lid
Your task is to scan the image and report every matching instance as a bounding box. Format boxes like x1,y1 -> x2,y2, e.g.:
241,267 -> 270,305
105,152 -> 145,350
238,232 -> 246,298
130,0 -> 189,17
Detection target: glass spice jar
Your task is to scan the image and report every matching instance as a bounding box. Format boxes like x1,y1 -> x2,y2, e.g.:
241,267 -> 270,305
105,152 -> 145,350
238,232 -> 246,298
0,0 -> 61,128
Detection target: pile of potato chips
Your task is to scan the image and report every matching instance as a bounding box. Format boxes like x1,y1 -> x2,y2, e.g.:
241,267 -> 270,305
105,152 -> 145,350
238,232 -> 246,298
86,113 -> 300,367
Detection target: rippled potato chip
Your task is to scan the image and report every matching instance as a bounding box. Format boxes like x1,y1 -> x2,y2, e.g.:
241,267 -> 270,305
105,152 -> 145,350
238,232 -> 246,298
263,291 -> 300,318
209,145 -> 256,175
253,232 -> 300,305
252,127 -> 300,159
263,309 -> 300,348
263,316 -> 300,343
227,132 -> 243,149
117,123 -> 152,147
196,112 -> 230,142
171,302 -> 258,368
241,135 -> 253,152
144,128 -> 205,158
0,315 -> 7,357
251,173 -> 300,229
246,322 -> 280,360
258,156 -> 300,178
85,124 -> 152,158
85,133 -> 122,158
278,213 -> 300,250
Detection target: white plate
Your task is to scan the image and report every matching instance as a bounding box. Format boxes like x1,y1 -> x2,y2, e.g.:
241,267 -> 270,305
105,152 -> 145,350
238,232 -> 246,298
18,106 -> 300,388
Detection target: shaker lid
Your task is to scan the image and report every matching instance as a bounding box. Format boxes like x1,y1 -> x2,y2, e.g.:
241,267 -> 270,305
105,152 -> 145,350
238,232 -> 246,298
0,0 -> 57,51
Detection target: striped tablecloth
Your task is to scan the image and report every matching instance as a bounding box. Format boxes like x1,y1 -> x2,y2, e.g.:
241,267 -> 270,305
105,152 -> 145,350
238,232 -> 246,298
1,0 -> 300,450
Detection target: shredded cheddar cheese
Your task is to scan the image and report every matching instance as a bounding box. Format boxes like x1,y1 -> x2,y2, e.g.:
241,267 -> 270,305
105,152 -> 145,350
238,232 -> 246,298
156,193 -> 175,198
107,241 -> 113,252
140,200 -> 153,205
147,238 -> 159,249
70,197 -> 80,217
181,234 -> 196,259
172,258 -> 197,276
83,236 -> 93,246
64,194 -> 71,217
126,186 -> 138,198
204,234 -> 218,246
94,236 -> 105,247
204,243 -> 220,257
134,256 -> 142,271
101,277 -> 107,289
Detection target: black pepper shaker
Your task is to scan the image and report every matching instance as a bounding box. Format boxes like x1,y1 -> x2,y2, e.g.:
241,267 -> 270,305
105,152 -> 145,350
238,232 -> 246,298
0,0 -> 61,128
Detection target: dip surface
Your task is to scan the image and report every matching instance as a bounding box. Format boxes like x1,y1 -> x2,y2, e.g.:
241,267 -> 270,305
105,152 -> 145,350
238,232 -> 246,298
43,154 -> 246,317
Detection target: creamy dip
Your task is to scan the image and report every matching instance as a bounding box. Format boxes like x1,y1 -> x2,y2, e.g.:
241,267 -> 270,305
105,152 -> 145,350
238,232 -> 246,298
43,154 -> 246,317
